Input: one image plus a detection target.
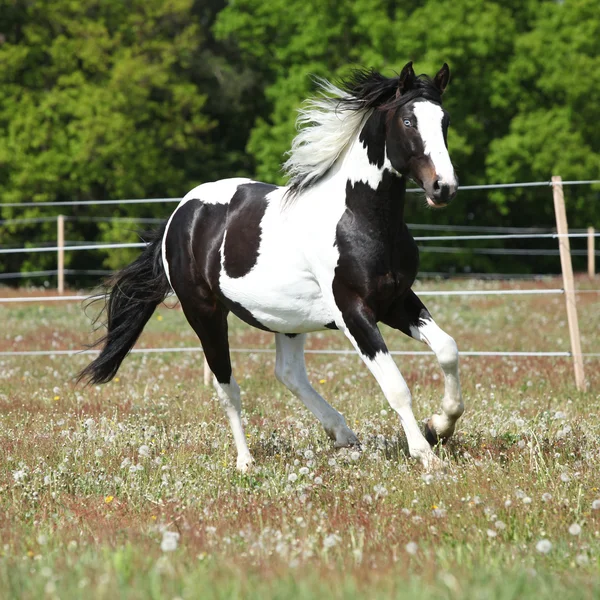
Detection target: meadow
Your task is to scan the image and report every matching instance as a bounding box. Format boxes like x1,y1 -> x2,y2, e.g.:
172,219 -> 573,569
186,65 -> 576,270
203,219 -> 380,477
0,277 -> 599,599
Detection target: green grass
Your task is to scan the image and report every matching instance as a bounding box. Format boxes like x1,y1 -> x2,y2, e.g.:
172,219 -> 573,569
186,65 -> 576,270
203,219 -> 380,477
0,277 -> 599,598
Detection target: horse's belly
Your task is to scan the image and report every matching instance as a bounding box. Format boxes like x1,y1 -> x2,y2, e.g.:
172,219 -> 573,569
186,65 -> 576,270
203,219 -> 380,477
220,269 -> 335,333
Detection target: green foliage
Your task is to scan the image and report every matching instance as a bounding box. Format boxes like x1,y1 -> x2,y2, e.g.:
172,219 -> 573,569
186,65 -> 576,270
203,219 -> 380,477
1,0 -> 599,281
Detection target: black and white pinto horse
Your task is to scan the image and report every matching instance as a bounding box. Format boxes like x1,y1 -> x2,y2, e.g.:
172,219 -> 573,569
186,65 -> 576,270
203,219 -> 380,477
80,62 -> 463,472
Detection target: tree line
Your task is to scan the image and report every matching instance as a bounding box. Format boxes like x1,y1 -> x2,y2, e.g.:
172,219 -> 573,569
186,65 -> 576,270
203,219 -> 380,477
0,0 -> 598,282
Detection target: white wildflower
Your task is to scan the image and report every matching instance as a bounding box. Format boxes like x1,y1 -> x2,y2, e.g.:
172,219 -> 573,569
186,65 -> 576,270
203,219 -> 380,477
486,529 -> 497,538
299,467 -> 309,476
591,499 -> 600,510
576,554 -> 589,566
568,523 -> 581,536
95,449 -> 104,458
12,469 -> 26,482
288,473 -> 298,483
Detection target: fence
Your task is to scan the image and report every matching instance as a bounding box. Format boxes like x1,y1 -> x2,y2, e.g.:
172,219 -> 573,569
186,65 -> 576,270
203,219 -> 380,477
1,176 -> 599,390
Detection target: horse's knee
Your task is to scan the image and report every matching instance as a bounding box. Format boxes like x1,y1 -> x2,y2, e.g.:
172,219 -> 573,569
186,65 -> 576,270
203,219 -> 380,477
436,334 -> 458,370
275,361 -> 302,393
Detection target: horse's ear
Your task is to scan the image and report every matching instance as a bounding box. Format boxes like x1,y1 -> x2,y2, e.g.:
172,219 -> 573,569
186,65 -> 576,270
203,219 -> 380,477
396,61 -> 416,98
433,63 -> 450,94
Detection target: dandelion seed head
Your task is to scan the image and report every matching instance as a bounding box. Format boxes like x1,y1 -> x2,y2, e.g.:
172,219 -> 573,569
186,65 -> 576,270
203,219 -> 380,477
138,445 -> 151,458
591,499 -> 600,510
536,539 -> 552,554
160,531 -> 180,552
569,523 -> 581,536
323,534 -> 339,549
405,541 -> 418,555
576,554 -> 589,566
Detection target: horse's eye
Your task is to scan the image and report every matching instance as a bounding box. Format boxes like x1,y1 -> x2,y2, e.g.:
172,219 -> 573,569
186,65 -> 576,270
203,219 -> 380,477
403,119 -> 412,127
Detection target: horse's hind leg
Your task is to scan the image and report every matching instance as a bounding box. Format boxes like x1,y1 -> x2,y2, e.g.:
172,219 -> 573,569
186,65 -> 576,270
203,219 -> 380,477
383,290 -> 464,444
275,333 -> 359,447
179,300 -> 254,472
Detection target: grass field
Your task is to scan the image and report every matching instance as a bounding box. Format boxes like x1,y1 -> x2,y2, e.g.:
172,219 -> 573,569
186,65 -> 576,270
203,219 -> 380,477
1,277 -> 599,599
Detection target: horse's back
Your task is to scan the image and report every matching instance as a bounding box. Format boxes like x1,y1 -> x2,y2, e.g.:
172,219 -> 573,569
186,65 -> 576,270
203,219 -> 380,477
181,177 -> 256,205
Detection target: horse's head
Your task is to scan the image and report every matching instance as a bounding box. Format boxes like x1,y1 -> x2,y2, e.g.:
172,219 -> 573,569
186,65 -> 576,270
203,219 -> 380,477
385,62 -> 458,208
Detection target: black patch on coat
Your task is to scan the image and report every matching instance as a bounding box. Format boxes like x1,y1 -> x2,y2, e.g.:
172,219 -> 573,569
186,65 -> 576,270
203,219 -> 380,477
165,197 -> 275,340
381,290 -> 432,338
332,171 -> 419,359
165,199 -> 234,383
358,110 -> 386,169
222,296 -> 275,333
223,183 -> 274,278
324,321 -> 338,330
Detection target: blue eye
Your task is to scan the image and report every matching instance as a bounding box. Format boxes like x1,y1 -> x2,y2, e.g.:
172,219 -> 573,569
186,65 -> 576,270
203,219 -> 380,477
403,119 -> 412,127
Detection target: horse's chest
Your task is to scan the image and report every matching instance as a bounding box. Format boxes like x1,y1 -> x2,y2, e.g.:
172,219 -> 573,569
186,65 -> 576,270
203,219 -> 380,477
335,223 -> 419,304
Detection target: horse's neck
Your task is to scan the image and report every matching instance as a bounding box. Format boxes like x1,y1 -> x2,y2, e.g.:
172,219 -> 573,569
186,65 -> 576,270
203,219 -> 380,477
332,112 -> 406,225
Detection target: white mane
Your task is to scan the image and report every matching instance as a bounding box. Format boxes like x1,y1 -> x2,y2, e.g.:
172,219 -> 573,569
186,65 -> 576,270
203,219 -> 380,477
283,79 -> 371,194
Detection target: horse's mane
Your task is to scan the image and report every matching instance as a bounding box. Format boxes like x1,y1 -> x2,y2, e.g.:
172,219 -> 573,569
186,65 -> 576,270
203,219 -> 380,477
283,69 -> 442,198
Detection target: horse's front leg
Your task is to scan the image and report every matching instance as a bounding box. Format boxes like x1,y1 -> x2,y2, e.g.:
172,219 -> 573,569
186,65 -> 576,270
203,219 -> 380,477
334,296 -> 442,470
382,290 -> 464,444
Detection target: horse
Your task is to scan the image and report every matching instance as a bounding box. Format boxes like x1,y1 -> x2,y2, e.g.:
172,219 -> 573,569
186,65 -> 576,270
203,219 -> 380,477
79,61 -> 463,472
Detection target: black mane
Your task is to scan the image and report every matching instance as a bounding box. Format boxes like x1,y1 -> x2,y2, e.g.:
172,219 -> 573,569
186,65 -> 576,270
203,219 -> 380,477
336,68 -> 443,111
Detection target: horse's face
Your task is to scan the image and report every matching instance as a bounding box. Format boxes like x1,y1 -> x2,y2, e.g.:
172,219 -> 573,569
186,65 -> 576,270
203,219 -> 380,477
385,63 -> 458,208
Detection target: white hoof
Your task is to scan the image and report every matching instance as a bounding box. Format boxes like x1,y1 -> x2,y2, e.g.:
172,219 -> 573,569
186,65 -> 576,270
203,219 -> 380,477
418,450 -> 447,473
236,455 -> 255,473
428,414 -> 457,441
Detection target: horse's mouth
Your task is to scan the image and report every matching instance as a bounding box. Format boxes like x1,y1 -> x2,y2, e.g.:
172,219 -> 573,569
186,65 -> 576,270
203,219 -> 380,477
426,196 -> 448,209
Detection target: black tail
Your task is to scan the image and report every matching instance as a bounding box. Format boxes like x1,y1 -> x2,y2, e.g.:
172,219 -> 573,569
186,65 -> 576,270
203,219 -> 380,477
78,223 -> 171,385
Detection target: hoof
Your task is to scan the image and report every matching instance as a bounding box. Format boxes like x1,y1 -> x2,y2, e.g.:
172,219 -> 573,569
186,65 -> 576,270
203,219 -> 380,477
236,455 -> 255,473
424,419 -> 441,446
424,418 -> 454,447
421,452 -> 447,473
333,430 -> 361,449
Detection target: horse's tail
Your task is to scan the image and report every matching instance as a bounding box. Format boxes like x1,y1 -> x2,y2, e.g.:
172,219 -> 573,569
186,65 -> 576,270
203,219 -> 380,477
77,223 -> 171,385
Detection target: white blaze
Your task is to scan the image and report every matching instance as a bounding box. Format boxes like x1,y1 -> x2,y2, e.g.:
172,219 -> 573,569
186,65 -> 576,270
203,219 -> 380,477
412,101 -> 456,186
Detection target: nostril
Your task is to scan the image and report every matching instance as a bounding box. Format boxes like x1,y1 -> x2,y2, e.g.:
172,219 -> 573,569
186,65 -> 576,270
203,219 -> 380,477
433,179 -> 441,192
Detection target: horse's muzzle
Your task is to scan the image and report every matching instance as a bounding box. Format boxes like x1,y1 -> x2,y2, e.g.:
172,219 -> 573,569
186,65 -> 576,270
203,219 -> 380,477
425,179 -> 458,208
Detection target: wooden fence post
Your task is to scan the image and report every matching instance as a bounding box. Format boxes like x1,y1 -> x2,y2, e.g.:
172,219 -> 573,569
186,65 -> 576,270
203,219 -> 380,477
588,226 -> 595,278
57,214 -> 65,294
552,176 -> 585,391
